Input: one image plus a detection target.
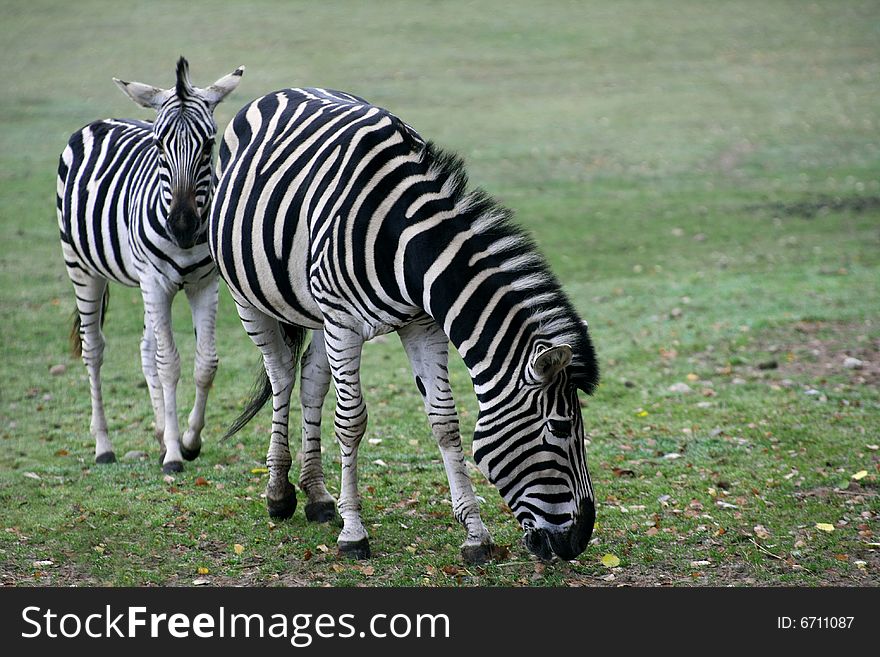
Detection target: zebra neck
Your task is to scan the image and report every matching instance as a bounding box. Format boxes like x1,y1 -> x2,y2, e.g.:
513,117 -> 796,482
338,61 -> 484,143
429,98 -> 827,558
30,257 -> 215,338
407,220 -> 571,406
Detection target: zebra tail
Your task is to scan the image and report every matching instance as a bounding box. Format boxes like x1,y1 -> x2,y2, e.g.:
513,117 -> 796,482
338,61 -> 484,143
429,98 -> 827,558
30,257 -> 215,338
222,323 -> 309,440
69,287 -> 109,358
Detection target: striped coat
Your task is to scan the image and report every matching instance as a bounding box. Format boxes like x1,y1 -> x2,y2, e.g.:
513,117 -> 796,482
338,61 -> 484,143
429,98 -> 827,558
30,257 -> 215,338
211,88 -> 598,561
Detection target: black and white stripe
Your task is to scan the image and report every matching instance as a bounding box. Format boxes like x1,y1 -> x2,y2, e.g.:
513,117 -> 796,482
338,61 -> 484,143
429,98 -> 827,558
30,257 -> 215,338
57,58 -> 243,472
211,87 -> 598,561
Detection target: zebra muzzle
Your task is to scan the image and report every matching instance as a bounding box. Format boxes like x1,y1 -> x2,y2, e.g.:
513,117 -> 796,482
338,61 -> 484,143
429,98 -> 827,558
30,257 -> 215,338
167,195 -> 201,249
523,498 -> 595,562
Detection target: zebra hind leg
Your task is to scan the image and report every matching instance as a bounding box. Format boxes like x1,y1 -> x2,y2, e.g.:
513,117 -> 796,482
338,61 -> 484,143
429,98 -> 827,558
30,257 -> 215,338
298,331 -> 338,523
71,277 -> 116,464
180,278 -> 220,461
398,316 -> 494,564
322,324 -> 370,559
235,303 -> 301,520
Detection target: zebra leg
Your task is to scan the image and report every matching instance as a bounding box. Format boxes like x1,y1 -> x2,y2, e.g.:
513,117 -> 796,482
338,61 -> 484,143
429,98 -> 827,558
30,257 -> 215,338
142,285 -> 185,474
236,302 -> 298,520
181,278 -> 220,461
140,311 -> 165,448
74,277 -> 115,464
398,317 -> 494,564
299,331 -> 338,523
323,324 -> 370,559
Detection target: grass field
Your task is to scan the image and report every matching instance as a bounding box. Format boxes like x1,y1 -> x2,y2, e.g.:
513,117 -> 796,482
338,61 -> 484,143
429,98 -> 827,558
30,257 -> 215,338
1,0 -> 878,586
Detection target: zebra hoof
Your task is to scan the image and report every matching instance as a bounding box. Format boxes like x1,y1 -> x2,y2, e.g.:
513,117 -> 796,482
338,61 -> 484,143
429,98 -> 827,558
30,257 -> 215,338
337,538 -> 371,560
181,443 -> 201,461
305,500 -> 337,523
267,492 -> 298,520
461,542 -> 494,565
95,452 -> 117,465
162,460 -> 184,474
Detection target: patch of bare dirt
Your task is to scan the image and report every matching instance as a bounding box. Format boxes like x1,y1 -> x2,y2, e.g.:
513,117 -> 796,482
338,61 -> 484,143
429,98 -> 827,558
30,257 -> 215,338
751,195 -> 880,219
755,320 -> 879,388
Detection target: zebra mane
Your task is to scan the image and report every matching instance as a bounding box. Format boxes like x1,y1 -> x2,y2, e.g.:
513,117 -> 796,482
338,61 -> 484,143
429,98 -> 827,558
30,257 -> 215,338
417,141 -> 599,393
175,56 -> 195,101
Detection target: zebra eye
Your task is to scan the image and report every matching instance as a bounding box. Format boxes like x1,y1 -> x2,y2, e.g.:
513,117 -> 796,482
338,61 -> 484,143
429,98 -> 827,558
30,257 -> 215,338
202,140 -> 214,156
547,419 -> 572,438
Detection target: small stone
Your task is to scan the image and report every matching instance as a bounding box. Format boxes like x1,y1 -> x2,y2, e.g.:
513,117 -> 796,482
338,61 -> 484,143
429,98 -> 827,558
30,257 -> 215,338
123,450 -> 148,461
49,364 -> 67,376
668,382 -> 692,394
843,357 -> 864,370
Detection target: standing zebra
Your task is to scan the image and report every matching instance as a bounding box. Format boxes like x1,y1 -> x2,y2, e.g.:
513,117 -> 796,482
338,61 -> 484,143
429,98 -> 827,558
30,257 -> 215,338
211,88 -> 598,562
57,58 -> 244,473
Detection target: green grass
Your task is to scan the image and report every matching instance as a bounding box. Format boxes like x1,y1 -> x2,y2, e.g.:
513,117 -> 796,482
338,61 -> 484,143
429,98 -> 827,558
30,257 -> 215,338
1,0 -> 878,586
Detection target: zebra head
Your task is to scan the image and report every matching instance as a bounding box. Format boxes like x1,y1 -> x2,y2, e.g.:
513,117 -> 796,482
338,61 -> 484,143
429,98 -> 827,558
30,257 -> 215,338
113,57 -> 244,249
474,335 -> 597,562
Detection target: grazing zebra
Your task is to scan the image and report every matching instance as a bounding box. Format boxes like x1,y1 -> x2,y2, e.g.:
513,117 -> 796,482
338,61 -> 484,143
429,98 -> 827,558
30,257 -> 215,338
57,58 -> 244,473
210,88 -> 599,562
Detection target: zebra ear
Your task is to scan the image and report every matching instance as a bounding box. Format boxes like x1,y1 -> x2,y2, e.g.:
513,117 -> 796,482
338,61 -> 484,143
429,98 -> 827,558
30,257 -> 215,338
198,65 -> 245,109
113,78 -> 170,110
531,344 -> 573,382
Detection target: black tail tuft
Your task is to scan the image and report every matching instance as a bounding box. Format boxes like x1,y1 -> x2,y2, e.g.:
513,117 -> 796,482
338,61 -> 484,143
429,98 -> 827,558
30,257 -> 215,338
70,287 -> 109,358
222,323 -> 310,440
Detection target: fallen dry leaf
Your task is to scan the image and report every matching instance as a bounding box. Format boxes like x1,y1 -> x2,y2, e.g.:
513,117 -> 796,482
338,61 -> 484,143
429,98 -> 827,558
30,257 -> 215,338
54,449 -> 69,457
851,470 -> 868,481
192,578 -> 210,586
600,554 -> 620,568
815,523 -> 835,533
361,565 -> 375,576
194,476 -> 209,486
316,544 -> 329,553
490,544 -> 511,561
250,467 -> 268,474
197,567 -> 209,575
441,565 -> 459,576
233,543 -> 245,555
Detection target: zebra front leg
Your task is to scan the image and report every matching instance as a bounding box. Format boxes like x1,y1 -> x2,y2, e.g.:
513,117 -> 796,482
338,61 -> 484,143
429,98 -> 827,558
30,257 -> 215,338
398,317 -> 493,564
323,324 -> 370,558
236,303 -> 298,519
299,331 -> 337,523
73,277 -> 115,464
181,277 -> 220,461
140,311 -> 165,448
142,285 -> 184,473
